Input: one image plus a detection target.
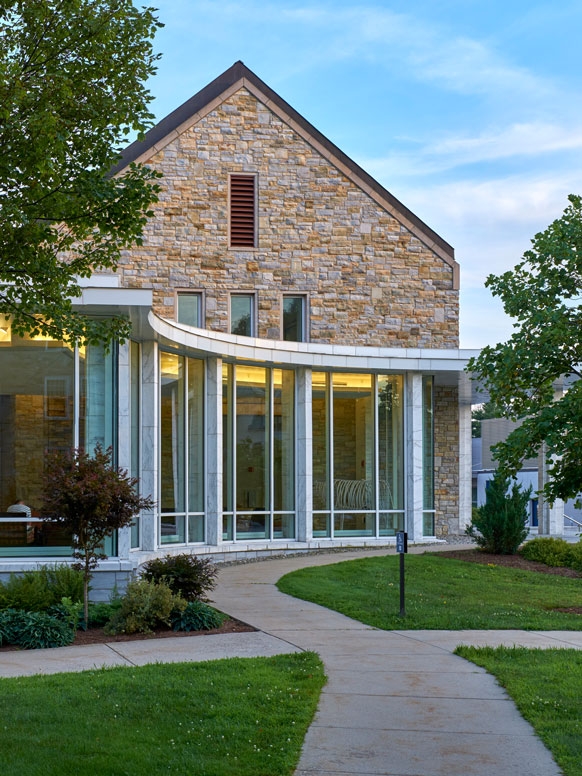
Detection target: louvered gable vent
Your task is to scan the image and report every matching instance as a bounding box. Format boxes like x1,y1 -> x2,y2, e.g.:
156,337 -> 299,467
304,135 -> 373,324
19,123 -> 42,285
230,175 -> 256,247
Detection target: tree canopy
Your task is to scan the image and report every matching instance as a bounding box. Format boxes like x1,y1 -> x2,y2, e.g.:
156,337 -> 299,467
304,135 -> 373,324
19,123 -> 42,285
41,445 -> 153,622
0,0 -> 162,345
468,194 -> 582,505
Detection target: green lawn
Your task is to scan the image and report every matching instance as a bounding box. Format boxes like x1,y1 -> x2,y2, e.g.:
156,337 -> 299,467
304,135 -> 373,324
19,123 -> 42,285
0,652 -> 325,776
276,553 -> 582,629
456,647 -> 582,776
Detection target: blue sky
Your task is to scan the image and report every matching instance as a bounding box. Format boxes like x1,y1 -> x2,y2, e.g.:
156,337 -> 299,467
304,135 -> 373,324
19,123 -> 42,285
144,1 -> 582,348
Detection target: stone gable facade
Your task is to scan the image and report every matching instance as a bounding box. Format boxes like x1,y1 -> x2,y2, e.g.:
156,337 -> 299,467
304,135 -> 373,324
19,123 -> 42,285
0,63 -> 475,588
119,87 -> 459,349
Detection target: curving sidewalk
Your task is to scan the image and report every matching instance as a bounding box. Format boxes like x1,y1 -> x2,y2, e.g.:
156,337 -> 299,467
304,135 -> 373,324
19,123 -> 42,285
212,548 -> 580,776
2,547 -> 581,775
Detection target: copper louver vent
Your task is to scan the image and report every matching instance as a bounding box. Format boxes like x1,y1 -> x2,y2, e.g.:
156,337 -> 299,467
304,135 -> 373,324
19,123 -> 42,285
230,175 -> 256,247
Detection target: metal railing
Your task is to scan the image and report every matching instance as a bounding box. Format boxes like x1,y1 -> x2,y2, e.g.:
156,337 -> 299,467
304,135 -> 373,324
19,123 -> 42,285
564,513 -> 582,530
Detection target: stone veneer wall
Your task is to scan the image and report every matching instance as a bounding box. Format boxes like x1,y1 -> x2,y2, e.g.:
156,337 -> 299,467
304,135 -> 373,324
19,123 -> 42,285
119,88 -> 459,349
434,385 -> 459,536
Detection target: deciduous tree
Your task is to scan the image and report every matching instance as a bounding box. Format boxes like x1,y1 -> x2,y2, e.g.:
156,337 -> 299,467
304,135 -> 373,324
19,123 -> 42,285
0,0 -> 162,344
41,445 -> 153,623
468,195 -> 582,505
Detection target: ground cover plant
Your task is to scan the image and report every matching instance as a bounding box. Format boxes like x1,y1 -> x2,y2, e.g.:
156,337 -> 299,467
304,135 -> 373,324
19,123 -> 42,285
0,653 -> 325,776
455,646 -> 582,776
276,554 -> 582,630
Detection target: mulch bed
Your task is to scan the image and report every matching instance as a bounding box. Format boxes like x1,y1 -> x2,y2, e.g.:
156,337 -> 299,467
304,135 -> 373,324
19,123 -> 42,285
3,550 -> 580,651
436,548 -> 582,578
71,615 -> 255,647
0,616 -> 255,652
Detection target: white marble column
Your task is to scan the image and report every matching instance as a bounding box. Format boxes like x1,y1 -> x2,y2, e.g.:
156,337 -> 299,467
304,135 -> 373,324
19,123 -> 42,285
140,340 -> 159,552
205,358 -> 223,546
116,341 -> 131,560
538,443 -> 564,536
458,372 -> 473,534
406,373 -> 424,541
296,367 -> 312,542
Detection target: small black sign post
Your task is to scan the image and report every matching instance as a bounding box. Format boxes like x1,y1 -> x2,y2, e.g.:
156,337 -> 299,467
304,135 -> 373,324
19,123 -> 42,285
396,531 -> 408,617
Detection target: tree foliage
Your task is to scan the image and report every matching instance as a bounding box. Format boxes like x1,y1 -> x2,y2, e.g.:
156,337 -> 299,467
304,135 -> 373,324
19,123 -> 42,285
468,195 -> 582,505
466,470 -> 530,554
471,401 -> 500,438
41,445 -> 153,622
0,0 -> 162,344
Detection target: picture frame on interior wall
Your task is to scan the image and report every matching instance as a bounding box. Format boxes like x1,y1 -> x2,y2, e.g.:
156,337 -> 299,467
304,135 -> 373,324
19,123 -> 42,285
229,173 -> 257,249
44,376 -> 70,420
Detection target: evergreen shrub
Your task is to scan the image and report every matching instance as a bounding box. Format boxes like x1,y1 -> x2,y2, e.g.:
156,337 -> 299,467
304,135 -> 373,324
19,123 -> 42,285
466,471 -> 530,554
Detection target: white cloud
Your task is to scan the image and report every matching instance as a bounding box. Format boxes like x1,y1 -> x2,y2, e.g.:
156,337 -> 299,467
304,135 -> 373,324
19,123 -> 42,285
358,123 -> 582,179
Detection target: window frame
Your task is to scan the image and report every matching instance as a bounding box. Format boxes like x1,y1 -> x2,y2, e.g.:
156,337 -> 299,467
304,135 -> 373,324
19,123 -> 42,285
175,290 -> 204,329
281,293 -> 309,342
229,292 -> 257,337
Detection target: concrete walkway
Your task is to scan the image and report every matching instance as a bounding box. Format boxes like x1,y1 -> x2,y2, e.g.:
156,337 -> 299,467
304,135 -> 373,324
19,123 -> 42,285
2,547 -> 582,775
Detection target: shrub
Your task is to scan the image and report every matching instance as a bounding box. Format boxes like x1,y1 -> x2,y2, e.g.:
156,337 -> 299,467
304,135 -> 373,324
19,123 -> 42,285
466,471 -> 530,554
0,570 -> 55,612
521,537 -> 574,566
0,608 -> 74,649
172,601 -> 225,632
87,600 -> 122,628
0,564 -> 84,613
140,553 -> 218,602
41,564 -> 85,603
521,537 -> 582,572
104,579 -> 186,635
48,597 -> 85,631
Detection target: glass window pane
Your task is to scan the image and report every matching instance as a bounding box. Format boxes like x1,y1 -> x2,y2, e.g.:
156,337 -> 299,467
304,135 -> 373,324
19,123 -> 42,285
0,325 -> 75,514
231,295 -> 253,336
274,514 -> 295,539
273,369 -> 294,511
236,366 -> 268,512
333,374 -> 374,511
177,294 -> 201,327
283,296 -> 304,342
130,341 -> 140,481
312,372 -> 329,510
187,358 -> 204,513
378,375 -> 404,510
160,352 -> 184,513
222,363 -> 233,513
236,513 -> 268,540
334,512 -> 375,537
188,514 -> 204,543
79,343 -> 116,454
160,515 -> 185,544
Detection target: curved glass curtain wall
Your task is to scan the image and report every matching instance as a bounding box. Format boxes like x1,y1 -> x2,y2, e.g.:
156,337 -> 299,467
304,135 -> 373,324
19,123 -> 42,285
222,364 -> 295,541
312,372 -> 404,538
159,352 -> 205,545
0,324 -> 116,557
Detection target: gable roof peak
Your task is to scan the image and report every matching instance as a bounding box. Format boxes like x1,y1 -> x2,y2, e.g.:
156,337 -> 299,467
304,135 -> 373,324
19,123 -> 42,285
113,62 -> 456,269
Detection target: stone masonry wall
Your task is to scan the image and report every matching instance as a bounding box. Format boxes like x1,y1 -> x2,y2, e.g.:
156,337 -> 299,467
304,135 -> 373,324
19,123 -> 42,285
434,385 -> 459,536
118,88 -> 459,348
